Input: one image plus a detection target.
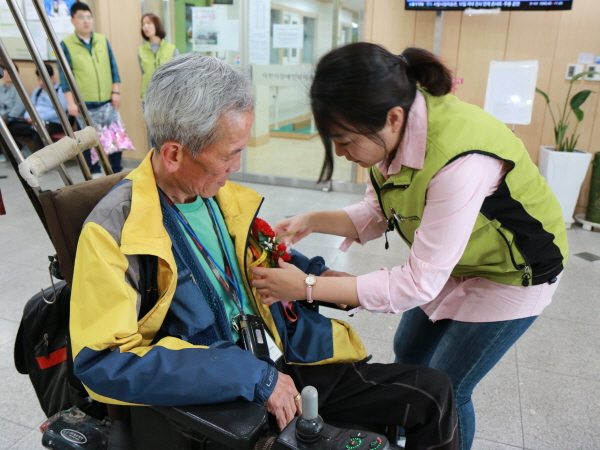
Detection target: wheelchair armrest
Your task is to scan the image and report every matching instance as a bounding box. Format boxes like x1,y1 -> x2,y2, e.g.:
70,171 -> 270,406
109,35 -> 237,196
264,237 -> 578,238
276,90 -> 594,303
152,401 -> 269,450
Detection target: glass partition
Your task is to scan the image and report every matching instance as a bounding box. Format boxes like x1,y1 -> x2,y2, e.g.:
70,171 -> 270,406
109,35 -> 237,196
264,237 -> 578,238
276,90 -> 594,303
141,0 -> 366,191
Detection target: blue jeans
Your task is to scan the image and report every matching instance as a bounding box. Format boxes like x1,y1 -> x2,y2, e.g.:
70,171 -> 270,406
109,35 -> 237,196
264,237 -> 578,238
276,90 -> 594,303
83,148 -> 123,174
393,308 -> 537,450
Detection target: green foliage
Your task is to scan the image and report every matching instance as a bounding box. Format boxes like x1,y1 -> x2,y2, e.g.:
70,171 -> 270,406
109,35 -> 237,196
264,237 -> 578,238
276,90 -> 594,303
536,71 -> 595,152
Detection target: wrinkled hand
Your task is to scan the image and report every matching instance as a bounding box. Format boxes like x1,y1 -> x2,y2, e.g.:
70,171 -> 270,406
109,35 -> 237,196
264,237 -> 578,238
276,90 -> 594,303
264,372 -> 302,431
251,259 -> 306,304
274,214 -> 312,244
320,269 -> 354,309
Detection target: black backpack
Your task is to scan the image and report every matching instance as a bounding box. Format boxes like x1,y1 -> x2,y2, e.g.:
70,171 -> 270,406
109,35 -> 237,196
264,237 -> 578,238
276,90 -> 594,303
13,279 -> 107,419
14,253 -> 159,420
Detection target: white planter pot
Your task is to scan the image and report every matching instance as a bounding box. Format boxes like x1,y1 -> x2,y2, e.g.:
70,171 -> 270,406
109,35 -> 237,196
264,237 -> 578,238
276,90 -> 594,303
538,146 -> 592,227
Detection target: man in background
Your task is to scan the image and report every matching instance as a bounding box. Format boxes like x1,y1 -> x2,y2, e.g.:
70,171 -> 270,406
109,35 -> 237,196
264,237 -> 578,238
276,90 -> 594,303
9,64 -> 67,152
58,1 -> 122,177
0,62 -> 26,161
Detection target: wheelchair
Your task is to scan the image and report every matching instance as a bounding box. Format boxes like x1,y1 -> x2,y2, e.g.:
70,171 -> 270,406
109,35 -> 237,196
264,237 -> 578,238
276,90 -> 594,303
5,132 -> 401,450
1,6 -> 401,446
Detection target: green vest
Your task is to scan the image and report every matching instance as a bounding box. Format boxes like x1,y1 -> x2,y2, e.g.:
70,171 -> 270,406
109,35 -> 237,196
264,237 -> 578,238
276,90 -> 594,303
63,33 -> 113,103
139,40 -> 176,101
370,90 -> 568,287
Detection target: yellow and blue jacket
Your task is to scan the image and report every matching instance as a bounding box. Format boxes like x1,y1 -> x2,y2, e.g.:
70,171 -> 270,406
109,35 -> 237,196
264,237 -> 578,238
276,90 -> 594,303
70,152 -> 367,406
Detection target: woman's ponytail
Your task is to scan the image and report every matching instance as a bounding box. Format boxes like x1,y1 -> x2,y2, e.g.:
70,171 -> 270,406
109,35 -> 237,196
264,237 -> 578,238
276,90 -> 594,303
401,47 -> 453,96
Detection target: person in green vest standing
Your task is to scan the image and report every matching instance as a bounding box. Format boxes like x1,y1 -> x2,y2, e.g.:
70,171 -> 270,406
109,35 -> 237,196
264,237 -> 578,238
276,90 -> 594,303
58,1 -> 124,177
139,13 -> 178,103
250,43 -> 568,450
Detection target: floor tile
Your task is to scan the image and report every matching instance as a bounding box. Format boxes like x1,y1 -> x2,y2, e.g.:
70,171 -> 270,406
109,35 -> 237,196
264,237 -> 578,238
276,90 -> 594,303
0,419 -> 36,450
0,269 -> 55,323
473,362 -> 523,448
0,368 -> 47,428
516,316 -> 600,381
7,428 -> 45,450
518,366 -> 600,450
471,438 -> 524,449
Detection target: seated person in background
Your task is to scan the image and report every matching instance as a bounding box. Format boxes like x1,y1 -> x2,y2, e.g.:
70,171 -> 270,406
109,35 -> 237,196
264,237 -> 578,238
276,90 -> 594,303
0,62 -> 26,160
70,53 -> 459,450
0,63 -> 26,123
9,64 -> 67,152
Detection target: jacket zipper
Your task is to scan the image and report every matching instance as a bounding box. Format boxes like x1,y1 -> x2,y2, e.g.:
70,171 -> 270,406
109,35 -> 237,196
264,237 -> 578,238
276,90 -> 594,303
243,198 -> 265,311
496,228 -> 532,286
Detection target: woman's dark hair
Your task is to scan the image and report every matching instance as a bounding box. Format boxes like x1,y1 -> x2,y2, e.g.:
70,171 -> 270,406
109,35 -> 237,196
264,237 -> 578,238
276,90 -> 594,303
141,13 -> 166,41
310,43 -> 453,182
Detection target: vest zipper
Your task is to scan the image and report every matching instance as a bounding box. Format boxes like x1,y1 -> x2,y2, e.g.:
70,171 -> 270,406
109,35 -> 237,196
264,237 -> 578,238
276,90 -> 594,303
496,228 -> 532,286
386,207 -> 418,247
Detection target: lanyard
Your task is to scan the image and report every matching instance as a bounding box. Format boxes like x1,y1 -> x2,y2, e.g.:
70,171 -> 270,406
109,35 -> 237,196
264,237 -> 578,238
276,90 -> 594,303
160,190 -> 244,316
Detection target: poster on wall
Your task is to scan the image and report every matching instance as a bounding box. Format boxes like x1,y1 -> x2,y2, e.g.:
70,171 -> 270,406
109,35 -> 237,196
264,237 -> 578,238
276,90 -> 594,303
191,6 -> 239,52
272,24 -> 303,49
43,0 -> 74,18
248,0 -> 269,64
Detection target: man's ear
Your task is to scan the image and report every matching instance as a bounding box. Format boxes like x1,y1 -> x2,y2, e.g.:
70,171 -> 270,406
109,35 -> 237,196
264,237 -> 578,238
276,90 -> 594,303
159,141 -> 185,174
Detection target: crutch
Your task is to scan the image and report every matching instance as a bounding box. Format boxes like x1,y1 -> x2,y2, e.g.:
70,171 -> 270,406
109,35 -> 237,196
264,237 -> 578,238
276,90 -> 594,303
0,0 -> 107,269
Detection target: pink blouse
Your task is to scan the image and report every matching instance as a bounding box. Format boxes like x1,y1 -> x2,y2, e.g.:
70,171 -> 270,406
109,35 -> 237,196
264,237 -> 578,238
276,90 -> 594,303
342,91 -> 560,322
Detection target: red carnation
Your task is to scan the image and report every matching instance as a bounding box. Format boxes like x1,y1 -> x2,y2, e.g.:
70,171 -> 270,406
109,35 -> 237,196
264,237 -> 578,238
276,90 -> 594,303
276,243 -> 287,252
281,252 -> 292,262
253,218 -> 275,239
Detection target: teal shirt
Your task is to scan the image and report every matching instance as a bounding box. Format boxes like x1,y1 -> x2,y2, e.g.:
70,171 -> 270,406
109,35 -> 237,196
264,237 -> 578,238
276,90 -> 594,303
176,197 -> 253,342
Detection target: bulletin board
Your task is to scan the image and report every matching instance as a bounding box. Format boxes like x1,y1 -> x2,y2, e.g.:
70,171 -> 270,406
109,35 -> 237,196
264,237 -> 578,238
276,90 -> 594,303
484,60 -> 539,126
0,0 -> 75,61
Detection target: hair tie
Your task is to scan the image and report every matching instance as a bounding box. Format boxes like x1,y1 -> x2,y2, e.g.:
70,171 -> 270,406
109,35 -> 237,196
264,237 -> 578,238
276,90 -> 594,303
398,54 -> 408,66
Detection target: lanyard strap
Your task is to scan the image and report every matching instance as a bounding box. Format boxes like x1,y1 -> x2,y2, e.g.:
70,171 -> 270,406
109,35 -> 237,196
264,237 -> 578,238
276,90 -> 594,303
160,190 -> 244,315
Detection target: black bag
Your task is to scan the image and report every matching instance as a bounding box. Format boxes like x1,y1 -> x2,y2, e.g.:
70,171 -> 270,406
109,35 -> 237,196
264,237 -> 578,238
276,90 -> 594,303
13,280 -> 106,419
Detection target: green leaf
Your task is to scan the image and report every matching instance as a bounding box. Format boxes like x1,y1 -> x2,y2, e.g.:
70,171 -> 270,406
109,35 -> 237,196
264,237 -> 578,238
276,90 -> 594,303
571,70 -> 597,82
555,123 -> 568,146
570,90 -> 593,122
536,88 -> 550,104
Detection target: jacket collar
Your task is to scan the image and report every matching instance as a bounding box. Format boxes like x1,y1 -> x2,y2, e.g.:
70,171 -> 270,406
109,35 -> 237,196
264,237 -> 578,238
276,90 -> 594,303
120,150 -> 263,264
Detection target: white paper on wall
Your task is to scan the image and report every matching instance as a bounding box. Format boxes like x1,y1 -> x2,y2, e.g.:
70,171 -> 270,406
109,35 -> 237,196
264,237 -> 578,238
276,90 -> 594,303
484,60 -> 539,126
272,24 -> 304,49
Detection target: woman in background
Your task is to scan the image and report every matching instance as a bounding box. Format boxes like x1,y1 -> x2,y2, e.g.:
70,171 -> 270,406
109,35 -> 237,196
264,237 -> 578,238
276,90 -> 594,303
139,13 -> 178,102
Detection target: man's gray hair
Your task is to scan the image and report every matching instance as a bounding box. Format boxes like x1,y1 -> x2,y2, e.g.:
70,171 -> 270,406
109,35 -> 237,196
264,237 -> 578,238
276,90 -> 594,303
144,53 -> 254,156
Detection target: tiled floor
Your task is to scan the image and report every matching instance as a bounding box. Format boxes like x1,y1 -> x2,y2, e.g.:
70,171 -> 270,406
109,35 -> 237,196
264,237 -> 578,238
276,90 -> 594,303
1,158 -> 600,449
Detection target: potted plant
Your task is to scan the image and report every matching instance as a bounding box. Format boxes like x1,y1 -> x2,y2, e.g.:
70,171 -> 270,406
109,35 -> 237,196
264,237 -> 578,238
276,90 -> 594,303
536,71 -> 595,228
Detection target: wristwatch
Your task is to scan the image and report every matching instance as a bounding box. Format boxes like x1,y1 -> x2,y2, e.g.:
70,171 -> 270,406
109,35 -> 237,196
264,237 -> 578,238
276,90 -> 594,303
304,274 -> 317,303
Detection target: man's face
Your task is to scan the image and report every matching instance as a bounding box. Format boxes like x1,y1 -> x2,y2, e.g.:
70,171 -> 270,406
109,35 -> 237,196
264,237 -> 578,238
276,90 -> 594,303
37,76 -> 54,91
175,111 -> 254,200
71,10 -> 93,35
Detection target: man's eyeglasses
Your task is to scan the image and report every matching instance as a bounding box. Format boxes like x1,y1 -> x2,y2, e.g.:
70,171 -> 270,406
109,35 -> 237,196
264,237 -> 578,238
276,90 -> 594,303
74,15 -> 93,21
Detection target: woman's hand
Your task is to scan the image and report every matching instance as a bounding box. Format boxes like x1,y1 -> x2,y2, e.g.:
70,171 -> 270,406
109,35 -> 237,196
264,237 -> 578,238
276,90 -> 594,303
274,213 -> 313,244
250,259 -> 307,304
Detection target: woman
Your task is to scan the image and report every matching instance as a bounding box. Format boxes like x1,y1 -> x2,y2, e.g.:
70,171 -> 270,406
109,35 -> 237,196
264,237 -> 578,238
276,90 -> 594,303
139,13 -> 178,102
250,43 -> 567,450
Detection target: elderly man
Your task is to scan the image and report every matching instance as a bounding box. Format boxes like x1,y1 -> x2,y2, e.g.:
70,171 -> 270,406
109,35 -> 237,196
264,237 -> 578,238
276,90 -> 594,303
70,53 -> 458,450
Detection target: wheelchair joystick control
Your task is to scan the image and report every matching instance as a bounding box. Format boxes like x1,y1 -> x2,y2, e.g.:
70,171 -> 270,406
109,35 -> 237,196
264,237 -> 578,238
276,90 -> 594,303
295,386 -> 324,443
274,387 -> 390,450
